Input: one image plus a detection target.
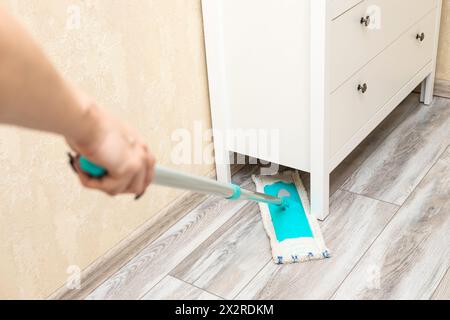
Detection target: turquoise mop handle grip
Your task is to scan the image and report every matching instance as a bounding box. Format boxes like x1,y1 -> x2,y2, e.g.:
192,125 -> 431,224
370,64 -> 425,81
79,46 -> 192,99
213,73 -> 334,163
79,156 -> 108,178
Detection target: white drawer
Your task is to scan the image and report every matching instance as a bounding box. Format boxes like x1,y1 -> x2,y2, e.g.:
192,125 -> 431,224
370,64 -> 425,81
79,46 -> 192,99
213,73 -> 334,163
330,0 -> 438,91
330,0 -> 364,19
330,9 -> 437,157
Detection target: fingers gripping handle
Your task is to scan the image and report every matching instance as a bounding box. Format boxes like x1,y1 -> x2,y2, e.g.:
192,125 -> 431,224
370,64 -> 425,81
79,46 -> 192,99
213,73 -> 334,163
75,156 -> 141,200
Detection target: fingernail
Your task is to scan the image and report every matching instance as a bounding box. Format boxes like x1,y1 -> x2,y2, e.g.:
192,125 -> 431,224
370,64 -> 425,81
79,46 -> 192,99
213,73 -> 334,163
68,153 -> 77,173
135,193 -> 145,201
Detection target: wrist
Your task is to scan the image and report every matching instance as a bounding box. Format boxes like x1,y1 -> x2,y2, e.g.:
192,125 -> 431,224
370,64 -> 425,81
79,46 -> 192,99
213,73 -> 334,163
67,99 -> 106,155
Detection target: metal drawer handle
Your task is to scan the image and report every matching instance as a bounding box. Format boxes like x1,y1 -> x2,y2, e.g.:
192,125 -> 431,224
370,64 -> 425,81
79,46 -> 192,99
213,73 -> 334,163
358,83 -> 368,93
416,33 -> 425,42
360,16 -> 371,27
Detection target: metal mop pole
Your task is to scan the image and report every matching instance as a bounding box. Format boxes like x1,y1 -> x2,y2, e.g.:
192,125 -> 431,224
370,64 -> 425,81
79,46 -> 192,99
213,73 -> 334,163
154,165 -> 283,205
76,155 -> 283,206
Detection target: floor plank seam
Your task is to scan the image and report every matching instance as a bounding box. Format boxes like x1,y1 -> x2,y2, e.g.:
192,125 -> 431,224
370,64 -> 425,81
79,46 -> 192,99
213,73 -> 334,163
338,96 -> 450,206
431,266 -> 450,299
85,174 -> 253,299
328,204 -> 403,300
137,164 -> 246,256
165,202 -> 250,268
172,276 -> 227,300
133,196 -> 247,300
429,146 -> 450,300
387,143 -> 450,206
85,195 -> 215,299
232,259 -> 273,300
164,201 -> 267,299
340,143 -> 450,210
331,144 -> 450,300
138,275 -> 172,300
132,167 -> 263,300
134,194 -> 241,300
332,99 -> 420,195
340,138 -> 447,206
336,189 -> 401,208
75,194 -> 211,300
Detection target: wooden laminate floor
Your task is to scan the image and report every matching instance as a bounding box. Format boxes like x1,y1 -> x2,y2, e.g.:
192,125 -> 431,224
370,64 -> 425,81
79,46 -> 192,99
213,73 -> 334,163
87,94 -> 450,300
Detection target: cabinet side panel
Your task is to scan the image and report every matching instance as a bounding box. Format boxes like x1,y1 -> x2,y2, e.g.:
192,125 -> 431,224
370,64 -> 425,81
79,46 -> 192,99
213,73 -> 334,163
221,0 -> 311,171
202,0 -> 232,181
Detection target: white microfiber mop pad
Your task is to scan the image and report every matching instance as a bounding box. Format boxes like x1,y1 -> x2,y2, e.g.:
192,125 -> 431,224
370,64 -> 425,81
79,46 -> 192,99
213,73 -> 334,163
252,171 -> 330,264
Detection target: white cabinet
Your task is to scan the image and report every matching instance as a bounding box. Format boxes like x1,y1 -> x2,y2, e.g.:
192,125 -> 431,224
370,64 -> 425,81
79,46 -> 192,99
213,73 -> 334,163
202,0 -> 443,220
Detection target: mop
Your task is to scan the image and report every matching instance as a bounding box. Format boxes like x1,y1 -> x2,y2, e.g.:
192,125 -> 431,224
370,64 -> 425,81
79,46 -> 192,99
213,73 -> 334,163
73,155 -> 330,265
252,171 -> 329,264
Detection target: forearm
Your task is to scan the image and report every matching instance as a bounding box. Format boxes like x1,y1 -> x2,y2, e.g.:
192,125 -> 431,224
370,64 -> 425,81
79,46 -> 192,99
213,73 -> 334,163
0,7 -> 156,197
0,7 -> 98,144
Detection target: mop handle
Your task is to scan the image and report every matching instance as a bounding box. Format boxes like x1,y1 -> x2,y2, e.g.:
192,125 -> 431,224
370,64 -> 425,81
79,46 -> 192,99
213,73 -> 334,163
77,156 -> 283,206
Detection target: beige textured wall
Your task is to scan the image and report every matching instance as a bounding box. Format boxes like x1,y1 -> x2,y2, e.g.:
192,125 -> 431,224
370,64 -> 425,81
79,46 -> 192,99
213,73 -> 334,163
0,0 -> 449,300
0,0 -> 213,299
437,0 -> 450,81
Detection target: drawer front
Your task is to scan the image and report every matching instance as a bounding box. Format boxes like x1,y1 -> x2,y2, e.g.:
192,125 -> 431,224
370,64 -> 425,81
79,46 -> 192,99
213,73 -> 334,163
331,0 -> 437,91
330,9 -> 437,157
330,0 -> 364,19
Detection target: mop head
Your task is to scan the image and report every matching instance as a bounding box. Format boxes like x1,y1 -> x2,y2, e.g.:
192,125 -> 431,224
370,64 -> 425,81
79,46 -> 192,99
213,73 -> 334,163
252,171 -> 330,264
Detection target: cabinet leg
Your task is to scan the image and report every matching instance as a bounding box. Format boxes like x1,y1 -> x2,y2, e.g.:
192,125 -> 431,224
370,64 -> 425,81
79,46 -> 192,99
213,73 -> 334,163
215,150 -> 231,183
310,171 -> 330,221
420,73 -> 435,105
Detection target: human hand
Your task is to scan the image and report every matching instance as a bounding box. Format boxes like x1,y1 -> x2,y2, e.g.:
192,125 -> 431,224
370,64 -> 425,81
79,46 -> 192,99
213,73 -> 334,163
67,103 -> 155,198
